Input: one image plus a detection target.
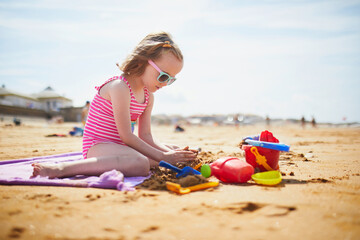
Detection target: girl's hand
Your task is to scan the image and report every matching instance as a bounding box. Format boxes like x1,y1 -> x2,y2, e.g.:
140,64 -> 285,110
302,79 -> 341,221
162,149 -> 197,165
180,146 -> 199,155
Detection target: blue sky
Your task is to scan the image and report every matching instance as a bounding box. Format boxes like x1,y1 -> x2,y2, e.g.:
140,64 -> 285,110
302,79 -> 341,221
0,0 -> 359,123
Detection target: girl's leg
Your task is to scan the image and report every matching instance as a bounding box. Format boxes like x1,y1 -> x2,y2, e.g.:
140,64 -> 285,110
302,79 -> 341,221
32,143 -> 150,178
87,143 -> 150,176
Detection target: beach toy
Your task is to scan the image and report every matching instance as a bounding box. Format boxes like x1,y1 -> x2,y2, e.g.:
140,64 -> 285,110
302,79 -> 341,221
242,130 -> 290,172
159,161 -> 201,178
251,171 -> 282,186
250,147 -> 274,171
193,163 -> 202,170
200,157 -> 254,183
166,181 -> 219,194
245,139 -> 290,152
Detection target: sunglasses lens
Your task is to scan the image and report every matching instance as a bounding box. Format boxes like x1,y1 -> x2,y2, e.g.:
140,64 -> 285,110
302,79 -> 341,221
167,78 -> 176,85
158,74 -> 170,83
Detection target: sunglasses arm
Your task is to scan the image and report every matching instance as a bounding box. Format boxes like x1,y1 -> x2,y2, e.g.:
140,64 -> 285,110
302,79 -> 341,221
148,60 -> 162,73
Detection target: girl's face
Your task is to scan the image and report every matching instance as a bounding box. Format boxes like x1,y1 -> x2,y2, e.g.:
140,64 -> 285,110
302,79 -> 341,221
142,52 -> 183,92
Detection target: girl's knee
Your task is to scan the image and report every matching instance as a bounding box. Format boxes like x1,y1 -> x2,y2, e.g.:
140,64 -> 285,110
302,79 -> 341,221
128,155 -> 150,176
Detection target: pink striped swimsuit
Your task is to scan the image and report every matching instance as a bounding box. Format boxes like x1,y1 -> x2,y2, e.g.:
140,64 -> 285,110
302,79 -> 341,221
82,76 -> 150,159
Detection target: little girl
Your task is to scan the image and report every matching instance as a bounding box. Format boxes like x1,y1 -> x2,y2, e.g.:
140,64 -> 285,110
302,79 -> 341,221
32,32 -> 197,178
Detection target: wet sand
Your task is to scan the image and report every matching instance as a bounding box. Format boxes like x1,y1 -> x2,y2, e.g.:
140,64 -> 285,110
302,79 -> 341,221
0,120 -> 359,240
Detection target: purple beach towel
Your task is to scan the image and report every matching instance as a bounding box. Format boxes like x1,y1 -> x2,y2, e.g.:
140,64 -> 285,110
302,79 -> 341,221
0,152 -> 150,191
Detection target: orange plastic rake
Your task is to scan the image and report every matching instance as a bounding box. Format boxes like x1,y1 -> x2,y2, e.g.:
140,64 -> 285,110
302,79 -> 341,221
166,181 -> 219,195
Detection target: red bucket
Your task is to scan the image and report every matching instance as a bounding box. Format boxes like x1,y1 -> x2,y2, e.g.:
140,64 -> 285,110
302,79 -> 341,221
241,130 -> 280,172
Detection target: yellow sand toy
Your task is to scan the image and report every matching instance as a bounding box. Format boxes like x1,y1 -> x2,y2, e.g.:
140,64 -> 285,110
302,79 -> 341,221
166,181 -> 219,195
251,171 -> 282,186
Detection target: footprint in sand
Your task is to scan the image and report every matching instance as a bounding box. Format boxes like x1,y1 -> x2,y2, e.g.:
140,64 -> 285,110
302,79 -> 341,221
85,194 -> 102,201
142,225 -> 160,233
24,193 -> 58,202
103,228 -> 117,232
257,205 -> 297,217
222,202 -> 263,214
308,178 -> 331,183
186,202 -> 296,217
8,227 -> 25,238
115,191 -> 144,203
222,202 -> 297,217
8,209 -> 22,216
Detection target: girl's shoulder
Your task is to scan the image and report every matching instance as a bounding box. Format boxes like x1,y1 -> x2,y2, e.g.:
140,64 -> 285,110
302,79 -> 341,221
96,76 -> 122,88
98,76 -> 130,101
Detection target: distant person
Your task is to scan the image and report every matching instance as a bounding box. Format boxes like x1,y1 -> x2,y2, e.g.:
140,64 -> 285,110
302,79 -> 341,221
69,126 -> 84,136
46,113 -> 52,123
234,114 -> 240,128
81,101 -> 90,126
175,124 -> 185,132
32,31 -> 197,179
301,116 -> 306,129
13,117 -> 21,126
311,116 -> 317,128
266,115 -> 270,127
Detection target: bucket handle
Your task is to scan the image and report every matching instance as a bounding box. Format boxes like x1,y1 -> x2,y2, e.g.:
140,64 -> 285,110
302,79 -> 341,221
250,147 -> 274,171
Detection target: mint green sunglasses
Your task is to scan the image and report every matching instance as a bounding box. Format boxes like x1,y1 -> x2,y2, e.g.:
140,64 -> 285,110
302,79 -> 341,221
148,60 -> 176,85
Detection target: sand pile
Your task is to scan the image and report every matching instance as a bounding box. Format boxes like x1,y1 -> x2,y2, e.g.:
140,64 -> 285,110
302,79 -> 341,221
138,151 -> 219,190
138,150 -> 245,190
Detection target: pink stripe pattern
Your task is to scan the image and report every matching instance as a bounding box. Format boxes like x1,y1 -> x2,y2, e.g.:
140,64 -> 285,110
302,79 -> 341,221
82,76 -> 149,158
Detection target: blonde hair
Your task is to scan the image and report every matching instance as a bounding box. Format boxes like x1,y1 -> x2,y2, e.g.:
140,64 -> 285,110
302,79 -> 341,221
119,32 -> 183,77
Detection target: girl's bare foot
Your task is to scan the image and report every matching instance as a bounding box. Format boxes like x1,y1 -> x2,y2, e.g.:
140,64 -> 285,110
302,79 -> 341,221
31,163 -> 62,179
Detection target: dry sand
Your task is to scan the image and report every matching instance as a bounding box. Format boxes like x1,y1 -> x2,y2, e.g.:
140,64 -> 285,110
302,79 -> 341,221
0,120 -> 359,240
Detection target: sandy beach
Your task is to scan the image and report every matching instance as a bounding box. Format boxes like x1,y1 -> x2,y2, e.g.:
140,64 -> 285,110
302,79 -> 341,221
0,119 -> 359,240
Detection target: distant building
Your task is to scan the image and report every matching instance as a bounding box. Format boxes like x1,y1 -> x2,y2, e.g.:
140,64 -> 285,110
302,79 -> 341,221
0,86 -> 72,112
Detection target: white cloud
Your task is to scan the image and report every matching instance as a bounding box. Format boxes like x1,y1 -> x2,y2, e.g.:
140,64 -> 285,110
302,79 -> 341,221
204,0 -> 360,32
